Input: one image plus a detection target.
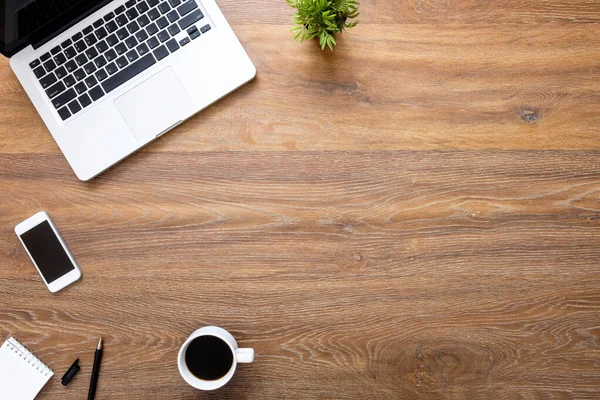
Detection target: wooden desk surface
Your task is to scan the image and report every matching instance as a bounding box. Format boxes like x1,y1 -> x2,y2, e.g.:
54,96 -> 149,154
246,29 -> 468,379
1,0 -> 599,398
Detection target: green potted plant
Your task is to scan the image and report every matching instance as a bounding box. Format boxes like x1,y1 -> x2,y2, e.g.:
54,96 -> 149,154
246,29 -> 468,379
286,0 -> 360,51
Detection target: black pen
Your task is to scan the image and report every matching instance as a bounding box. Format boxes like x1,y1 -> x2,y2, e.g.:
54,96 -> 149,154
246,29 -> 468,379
87,337 -> 103,400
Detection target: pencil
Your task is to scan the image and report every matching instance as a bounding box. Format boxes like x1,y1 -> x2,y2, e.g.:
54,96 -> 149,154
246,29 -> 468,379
87,337 -> 103,400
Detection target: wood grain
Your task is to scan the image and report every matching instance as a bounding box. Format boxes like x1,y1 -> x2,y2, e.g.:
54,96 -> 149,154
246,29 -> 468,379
0,4 -> 599,153
0,0 -> 599,399
0,151 -> 599,399
219,0 -> 600,25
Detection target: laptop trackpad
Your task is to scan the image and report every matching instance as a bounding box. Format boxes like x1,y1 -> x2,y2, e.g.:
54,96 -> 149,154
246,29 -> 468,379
115,67 -> 194,142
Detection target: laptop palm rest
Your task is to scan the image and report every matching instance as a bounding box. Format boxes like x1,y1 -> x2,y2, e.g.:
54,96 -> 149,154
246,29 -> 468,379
114,67 -> 194,143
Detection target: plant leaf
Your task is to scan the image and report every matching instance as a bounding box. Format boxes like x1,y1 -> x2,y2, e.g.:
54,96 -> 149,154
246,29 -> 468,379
287,0 -> 360,50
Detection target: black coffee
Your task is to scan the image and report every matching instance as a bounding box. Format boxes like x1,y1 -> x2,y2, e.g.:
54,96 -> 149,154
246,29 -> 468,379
185,335 -> 234,381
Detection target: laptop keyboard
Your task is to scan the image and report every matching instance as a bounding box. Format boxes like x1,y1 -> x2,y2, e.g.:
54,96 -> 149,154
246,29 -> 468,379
28,0 -> 211,122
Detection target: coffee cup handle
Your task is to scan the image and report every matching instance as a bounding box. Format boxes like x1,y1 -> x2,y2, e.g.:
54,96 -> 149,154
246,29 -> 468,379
236,348 -> 254,363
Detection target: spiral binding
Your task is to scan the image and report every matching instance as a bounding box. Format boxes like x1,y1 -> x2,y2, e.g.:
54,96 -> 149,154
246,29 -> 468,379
6,337 -> 53,377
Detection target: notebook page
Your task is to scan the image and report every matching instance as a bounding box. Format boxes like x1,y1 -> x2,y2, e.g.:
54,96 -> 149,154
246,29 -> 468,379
0,338 -> 53,400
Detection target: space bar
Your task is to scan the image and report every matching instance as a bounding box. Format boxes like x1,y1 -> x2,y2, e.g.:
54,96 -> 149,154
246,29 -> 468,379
102,54 -> 156,93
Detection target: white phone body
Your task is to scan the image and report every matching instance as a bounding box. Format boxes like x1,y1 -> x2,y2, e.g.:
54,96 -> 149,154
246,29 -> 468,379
15,211 -> 82,293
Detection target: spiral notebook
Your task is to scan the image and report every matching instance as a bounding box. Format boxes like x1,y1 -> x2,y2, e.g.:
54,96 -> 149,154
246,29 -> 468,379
0,337 -> 54,400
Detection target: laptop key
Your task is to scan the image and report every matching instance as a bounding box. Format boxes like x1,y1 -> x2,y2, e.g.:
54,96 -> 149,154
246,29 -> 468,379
55,66 -> 67,79
40,73 -> 57,88
85,47 -> 99,60
94,55 -> 107,68
177,0 -> 198,17
96,27 -> 108,39
125,36 -> 138,49
115,5 -> 126,14
136,1 -> 150,14
178,9 -> 203,30
102,53 -> 156,93
165,38 -> 179,53
40,52 -> 51,62
106,20 -> 118,33
157,30 -> 170,43
189,29 -> 200,40
75,82 -> 87,94
169,0 -> 182,7
138,14 -> 150,27
64,75 -> 77,87
146,22 -> 159,36
74,40 -> 87,52
84,61 -> 97,75
126,50 -> 139,62
85,75 -> 98,88
68,100 -> 82,114
97,40 -> 109,53
52,88 -> 76,109
157,16 -> 168,29
126,8 -> 139,20
65,60 -> 77,72
51,45 -> 61,55
166,10 -> 179,23
158,2 -> 171,13
104,11 -> 115,21
147,36 -> 160,49
57,107 -> 71,121
116,14 -> 128,27
74,69 -> 87,82
148,8 -> 160,21
116,56 -> 129,69
85,33 -> 98,46
106,62 -> 119,75
148,0 -> 160,6
117,27 -> 129,40
167,24 -> 180,36
125,0 -> 136,8
179,37 -> 190,46
71,32 -> 83,42
89,85 -> 105,101
106,34 -> 119,46
136,43 -> 149,56
64,46 -> 77,59
33,66 -> 46,78
53,53 -> 67,65
79,93 -> 92,108
46,81 -> 66,99
115,43 -> 128,55
127,20 -> 140,34
96,68 -> 108,82
75,54 -> 88,66
153,44 -> 169,60
43,59 -> 57,72
93,19 -> 104,29
136,30 -> 149,42
61,39 -> 72,48
105,49 -> 117,61
83,26 -> 93,35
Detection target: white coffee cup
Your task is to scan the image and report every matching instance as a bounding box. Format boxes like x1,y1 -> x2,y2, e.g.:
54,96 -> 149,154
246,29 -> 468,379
177,326 -> 254,390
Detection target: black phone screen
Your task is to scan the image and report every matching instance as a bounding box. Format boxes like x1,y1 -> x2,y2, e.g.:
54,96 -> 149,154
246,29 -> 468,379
20,220 -> 75,284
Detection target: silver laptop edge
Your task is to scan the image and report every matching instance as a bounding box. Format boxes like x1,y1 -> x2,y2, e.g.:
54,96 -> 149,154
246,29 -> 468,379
9,0 -> 256,180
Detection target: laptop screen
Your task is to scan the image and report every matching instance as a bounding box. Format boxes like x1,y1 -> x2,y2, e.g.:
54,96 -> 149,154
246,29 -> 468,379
0,0 -> 109,57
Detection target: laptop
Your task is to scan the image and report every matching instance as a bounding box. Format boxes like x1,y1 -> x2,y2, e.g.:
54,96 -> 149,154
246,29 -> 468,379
1,0 -> 256,180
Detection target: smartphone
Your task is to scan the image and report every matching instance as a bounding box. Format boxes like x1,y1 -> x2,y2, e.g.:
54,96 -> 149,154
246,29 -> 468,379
14,211 -> 82,293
